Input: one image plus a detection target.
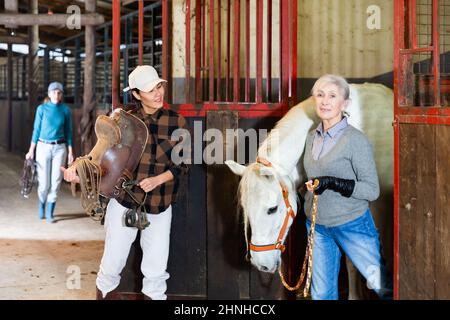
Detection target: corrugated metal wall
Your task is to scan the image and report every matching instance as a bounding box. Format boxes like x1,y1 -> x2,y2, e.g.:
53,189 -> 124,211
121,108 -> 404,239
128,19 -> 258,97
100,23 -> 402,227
171,0 -> 394,80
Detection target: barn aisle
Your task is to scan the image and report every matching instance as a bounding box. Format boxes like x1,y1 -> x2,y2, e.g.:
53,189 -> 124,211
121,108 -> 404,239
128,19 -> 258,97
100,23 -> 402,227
0,148 -> 105,300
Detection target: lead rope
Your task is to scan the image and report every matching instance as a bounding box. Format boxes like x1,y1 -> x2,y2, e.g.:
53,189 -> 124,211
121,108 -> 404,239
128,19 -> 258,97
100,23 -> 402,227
72,156 -> 104,221
278,179 -> 319,298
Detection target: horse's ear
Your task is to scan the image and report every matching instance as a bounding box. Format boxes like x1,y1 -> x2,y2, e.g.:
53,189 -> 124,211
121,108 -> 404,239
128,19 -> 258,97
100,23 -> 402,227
225,160 -> 246,176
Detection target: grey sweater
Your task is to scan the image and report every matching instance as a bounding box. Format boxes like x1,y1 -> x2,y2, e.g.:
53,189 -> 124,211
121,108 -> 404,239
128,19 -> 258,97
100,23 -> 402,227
303,125 -> 380,226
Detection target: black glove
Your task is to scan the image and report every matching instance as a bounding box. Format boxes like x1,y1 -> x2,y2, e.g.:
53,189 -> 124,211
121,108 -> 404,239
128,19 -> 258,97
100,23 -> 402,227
313,176 -> 355,198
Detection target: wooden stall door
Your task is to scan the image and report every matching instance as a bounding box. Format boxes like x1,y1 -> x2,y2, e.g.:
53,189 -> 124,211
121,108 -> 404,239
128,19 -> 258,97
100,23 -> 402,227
394,0 -> 450,299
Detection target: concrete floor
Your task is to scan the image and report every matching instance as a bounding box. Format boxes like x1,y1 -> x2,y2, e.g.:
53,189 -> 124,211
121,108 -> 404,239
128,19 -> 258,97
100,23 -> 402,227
0,148 -> 105,300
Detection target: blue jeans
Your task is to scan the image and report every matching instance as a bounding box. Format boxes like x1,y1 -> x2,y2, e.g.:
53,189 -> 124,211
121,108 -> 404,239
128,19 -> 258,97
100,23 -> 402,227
306,209 -> 392,300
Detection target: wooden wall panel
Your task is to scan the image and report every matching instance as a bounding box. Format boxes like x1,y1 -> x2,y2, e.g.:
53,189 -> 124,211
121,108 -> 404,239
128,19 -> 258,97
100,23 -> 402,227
398,123 -> 450,299
435,125 -> 450,299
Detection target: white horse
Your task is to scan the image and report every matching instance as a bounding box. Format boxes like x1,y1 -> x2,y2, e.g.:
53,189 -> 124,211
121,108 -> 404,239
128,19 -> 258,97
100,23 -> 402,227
225,83 -> 393,299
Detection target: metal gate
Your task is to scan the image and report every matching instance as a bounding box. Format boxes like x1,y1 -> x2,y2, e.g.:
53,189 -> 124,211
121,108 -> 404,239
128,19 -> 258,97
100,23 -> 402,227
111,0 -> 300,299
394,0 -> 450,299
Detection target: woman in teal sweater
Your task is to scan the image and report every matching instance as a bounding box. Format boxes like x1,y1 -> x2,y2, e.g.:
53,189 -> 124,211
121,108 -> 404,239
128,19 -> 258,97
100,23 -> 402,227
25,82 -> 73,223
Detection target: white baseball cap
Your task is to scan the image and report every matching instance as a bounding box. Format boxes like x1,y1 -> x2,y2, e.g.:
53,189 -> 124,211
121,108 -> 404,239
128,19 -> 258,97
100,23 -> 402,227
123,65 -> 167,93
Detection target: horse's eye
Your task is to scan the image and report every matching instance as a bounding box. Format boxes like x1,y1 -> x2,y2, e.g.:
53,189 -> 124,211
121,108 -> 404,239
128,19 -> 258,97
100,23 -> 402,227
267,206 -> 278,215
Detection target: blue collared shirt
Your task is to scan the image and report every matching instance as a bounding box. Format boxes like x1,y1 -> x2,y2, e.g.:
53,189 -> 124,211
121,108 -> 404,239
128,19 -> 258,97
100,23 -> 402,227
311,117 -> 348,160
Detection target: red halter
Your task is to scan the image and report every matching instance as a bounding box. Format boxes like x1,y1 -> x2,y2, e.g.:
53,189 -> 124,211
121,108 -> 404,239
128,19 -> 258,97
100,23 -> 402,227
249,157 -> 296,253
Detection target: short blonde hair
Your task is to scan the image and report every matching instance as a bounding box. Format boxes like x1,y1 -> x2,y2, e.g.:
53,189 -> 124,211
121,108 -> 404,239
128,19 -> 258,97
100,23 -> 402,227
311,74 -> 350,100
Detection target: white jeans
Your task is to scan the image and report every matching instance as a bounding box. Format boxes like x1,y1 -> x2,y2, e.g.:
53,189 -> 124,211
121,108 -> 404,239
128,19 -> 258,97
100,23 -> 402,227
35,141 -> 67,203
96,198 -> 172,300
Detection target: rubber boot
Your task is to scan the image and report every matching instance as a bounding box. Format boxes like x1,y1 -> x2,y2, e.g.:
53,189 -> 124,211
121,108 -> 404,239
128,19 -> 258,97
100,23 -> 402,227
46,202 -> 56,223
38,201 -> 46,219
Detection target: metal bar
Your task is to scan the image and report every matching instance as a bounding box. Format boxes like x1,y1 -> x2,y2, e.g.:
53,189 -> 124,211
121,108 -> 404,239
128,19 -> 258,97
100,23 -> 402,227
432,0 -> 440,106
62,47 -> 67,92
400,47 -> 434,54
104,25 -> 109,105
43,47 -> 49,89
392,0 -> 403,300
279,0 -> 289,103
124,17 -> 130,105
7,44 -> 13,151
233,0 -> 240,102
195,0 -> 202,102
112,0 -> 121,109
185,0 -> 191,103
138,0 -> 144,65
267,0 -> 272,102
409,0 -> 417,49
291,0 -> 297,104
245,0 -> 250,102
162,0 -> 170,102
216,0 -> 222,101
255,0 -> 263,103
226,0 -> 231,101
209,0 -> 215,102
0,13 -> 105,26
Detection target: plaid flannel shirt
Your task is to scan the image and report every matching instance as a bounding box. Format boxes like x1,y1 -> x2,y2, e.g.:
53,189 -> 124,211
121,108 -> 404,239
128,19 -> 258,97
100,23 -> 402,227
116,103 -> 190,214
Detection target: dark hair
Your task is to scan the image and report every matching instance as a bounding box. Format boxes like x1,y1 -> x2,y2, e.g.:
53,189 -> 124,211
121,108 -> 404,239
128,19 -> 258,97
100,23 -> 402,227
130,88 -> 141,103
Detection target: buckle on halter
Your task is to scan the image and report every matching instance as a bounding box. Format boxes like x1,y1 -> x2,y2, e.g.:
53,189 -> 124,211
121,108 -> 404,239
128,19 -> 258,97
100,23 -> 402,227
275,242 -> 286,253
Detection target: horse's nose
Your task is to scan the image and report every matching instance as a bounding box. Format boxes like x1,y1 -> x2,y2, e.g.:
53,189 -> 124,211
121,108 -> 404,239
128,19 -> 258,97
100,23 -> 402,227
260,265 -> 269,272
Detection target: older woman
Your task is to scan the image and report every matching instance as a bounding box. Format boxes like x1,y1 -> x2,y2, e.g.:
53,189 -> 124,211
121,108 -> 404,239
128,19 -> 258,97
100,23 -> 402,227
303,74 -> 392,300
26,82 -> 73,223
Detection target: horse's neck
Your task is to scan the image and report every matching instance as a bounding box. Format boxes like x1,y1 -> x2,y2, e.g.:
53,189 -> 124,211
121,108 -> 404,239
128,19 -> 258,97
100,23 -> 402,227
257,103 -> 315,178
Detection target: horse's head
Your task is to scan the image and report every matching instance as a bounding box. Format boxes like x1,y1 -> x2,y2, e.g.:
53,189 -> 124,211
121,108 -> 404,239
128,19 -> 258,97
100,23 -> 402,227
225,159 -> 298,273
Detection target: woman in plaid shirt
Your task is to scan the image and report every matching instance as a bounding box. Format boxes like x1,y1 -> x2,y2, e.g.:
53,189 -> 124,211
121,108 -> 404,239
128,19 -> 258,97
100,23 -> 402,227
63,65 -> 189,300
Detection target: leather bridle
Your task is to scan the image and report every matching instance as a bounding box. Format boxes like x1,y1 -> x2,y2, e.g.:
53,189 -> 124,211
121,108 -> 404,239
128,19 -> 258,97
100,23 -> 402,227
249,157 -> 296,253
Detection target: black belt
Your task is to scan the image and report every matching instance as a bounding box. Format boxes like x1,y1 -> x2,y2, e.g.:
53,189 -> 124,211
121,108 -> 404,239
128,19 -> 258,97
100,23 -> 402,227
38,138 -> 66,145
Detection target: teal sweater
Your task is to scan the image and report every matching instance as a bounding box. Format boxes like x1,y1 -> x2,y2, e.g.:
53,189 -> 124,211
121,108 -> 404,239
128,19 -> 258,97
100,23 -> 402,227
303,125 -> 380,226
31,101 -> 73,146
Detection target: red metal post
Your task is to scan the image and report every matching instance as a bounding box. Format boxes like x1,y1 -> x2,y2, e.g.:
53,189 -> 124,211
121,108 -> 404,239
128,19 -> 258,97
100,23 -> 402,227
432,0 -> 441,106
226,0 -> 231,101
186,0 -> 191,103
162,0 -> 169,86
138,0 -> 144,65
255,0 -> 263,103
409,0 -> 417,49
209,0 -> 215,102
112,0 -> 121,109
291,0 -> 297,104
195,0 -> 202,102
233,0 -> 240,102
245,0 -> 250,102
393,0 -> 405,300
279,0 -> 289,104
217,0 -> 222,101
266,0 -> 272,102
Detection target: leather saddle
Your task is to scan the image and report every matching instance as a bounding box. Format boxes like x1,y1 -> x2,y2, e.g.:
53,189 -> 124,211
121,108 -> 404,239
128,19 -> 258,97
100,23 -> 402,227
71,108 -> 148,220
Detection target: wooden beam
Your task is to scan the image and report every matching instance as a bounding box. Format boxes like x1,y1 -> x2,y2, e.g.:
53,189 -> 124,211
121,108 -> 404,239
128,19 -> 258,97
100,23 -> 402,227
4,0 -> 19,28
28,0 -> 40,149
80,0 -> 97,154
0,13 -> 105,26
0,36 -> 28,44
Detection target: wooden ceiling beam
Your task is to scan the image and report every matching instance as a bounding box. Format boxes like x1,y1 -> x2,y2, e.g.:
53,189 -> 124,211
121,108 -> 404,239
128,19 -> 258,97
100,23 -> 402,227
0,13 -> 105,26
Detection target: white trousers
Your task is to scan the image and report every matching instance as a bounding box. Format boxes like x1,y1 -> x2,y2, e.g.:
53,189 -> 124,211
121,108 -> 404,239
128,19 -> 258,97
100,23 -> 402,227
35,141 -> 67,204
96,198 -> 172,300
